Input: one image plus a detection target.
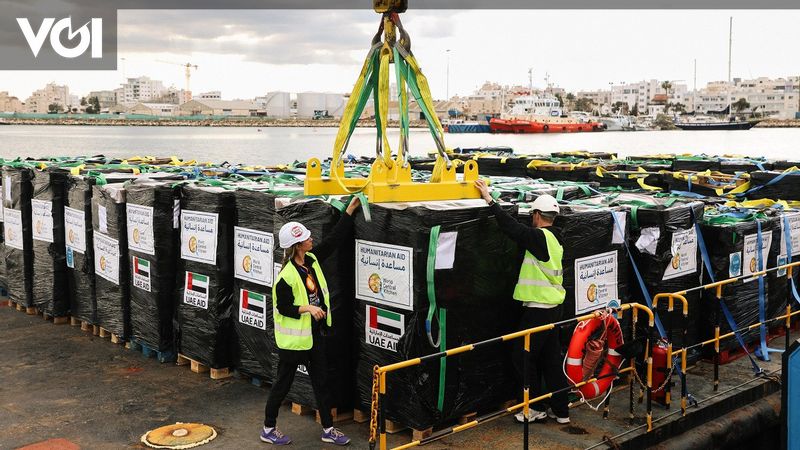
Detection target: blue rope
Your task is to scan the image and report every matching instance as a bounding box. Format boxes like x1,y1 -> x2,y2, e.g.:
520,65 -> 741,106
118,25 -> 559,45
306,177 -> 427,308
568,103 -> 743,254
754,221 -> 781,361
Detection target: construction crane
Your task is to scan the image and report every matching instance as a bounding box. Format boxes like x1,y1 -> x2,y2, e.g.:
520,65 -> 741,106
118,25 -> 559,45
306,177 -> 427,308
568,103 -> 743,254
156,60 -> 198,103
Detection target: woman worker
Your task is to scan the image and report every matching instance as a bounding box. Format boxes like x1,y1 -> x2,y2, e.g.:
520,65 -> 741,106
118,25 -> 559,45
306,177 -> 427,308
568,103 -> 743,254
260,197 -> 361,446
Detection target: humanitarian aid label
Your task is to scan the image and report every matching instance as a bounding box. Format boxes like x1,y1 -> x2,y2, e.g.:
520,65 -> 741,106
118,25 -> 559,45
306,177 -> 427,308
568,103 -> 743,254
64,206 -> 86,253
743,232 -> 773,277
575,250 -> 619,315
239,288 -> 267,330
180,210 -> 218,265
234,227 -> 275,287
4,208 -> 24,250
355,240 -> 413,311
780,213 -> 800,258
365,304 -> 404,352
127,204 -> 155,255
183,271 -> 210,309
31,199 -> 54,243
94,232 -> 120,285
663,228 -> 698,281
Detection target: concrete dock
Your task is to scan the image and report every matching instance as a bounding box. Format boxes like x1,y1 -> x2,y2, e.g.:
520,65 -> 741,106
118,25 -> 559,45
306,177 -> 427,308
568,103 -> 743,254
0,303 -> 784,450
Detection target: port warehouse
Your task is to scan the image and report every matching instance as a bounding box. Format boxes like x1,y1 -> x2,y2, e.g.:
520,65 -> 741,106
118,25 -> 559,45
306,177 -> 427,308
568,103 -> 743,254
1,151 -> 799,445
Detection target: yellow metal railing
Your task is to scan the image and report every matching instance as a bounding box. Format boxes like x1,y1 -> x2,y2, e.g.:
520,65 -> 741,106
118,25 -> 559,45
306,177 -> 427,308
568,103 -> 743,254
368,259 -> 800,450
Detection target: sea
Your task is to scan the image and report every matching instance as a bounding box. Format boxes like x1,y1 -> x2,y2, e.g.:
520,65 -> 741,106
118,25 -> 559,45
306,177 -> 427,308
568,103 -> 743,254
1,125 -> 799,165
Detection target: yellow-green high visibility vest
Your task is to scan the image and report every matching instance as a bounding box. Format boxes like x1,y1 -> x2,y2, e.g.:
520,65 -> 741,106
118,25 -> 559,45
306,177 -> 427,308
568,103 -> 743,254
513,228 -> 566,305
272,252 -> 332,351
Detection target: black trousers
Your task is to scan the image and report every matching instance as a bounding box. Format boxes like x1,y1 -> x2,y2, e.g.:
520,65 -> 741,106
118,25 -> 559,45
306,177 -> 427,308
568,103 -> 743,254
512,304 -> 570,418
264,337 -> 333,428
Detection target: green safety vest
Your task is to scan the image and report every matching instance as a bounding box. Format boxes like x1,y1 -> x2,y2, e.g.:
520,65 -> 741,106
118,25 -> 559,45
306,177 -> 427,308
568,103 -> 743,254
272,252 -> 332,351
513,228 -> 566,305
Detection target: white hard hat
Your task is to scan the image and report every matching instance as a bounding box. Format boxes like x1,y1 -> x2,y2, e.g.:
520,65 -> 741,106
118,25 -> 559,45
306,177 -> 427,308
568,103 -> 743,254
279,221 -> 311,249
530,194 -> 560,214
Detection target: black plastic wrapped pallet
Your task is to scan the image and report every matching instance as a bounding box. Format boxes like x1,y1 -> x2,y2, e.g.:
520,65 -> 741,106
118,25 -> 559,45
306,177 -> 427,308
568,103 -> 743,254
526,164 -> 599,183
719,159 -> 773,174
30,169 -> 69,316
544,205 -> 631,321
176,184 -> 235,369
273,197 -> 355,411
466,156 -> 546,178
698,216 -> 780,352
764,211 -> 797,324
232,188 -> 281,383
491,181 -> 598,204
551,151 -> 616,160
747,170 -> 800,201
0,176 -> 6,290
126,179 -> 182,352
2,166 -> 34,306
673,156 -> 721,172
354,200 -> 520,430
622,198 -> 705,351
92,184 -> 130,339
64,175 -> 97,324
772,160 -> 800,171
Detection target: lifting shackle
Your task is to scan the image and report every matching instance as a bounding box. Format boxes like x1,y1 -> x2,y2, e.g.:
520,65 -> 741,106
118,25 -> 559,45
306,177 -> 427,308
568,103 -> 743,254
373,0 -> 408,13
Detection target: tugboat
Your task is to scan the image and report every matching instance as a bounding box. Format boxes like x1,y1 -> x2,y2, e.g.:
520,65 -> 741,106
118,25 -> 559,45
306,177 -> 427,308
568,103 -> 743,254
489,69 -> 605,134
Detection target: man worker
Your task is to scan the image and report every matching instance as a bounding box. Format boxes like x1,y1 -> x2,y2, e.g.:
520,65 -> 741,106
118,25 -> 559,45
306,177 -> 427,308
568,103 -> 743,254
475,180 -> 570,424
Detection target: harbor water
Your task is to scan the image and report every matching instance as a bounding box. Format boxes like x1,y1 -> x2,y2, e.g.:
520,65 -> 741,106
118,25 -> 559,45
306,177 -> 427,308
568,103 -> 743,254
2,125 -> 800,165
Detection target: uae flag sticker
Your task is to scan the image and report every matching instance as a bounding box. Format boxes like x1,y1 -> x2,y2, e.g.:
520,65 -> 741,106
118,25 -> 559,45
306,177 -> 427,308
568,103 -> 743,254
365,304 -> 404,352
239,289 -> 267,330
132,256 -> 151,292
183,271 -> 210,309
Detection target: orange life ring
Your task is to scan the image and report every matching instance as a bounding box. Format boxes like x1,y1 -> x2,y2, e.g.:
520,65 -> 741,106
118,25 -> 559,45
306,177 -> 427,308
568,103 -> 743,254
565,314 -> 625,399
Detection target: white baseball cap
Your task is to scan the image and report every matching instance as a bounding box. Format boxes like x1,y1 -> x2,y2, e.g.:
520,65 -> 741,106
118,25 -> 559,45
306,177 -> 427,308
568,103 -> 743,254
279,222 -> 311,249
530,194 -> 560,214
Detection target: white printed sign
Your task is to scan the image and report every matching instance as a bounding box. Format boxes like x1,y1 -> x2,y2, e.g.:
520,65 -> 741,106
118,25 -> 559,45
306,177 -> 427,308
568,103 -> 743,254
64,206 -> 86,253
183,271 -> 210,309
127,204 -> 155,255
94,232 -> 120,285
743,232 -> 773,277
234,227 -> 275,287
31,199 -> 54,243
574,250 -> 619,315
180,210 -> 219,265
4,208 -> 24,250
663,228 -> 698,281
239,288 -> 267,330
780,213 -> 800,258
365,304 -> 405,352
132,256 -> 152,292
355,240 -> 414,311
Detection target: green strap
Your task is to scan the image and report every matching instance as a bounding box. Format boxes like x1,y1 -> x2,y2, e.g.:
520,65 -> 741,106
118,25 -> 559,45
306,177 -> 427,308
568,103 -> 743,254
556,187 -> 565,202
630,205 -> 639,229
426,225 -> 441,348
664,197 -> 678,208
437,307 -> 447,412
354,192 -> 372,222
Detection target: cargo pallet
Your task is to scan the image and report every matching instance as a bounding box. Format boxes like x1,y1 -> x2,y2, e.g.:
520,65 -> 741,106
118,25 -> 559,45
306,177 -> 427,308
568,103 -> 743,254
233,370 -> 270,388
9,300 -> 38,315
98,327 -> 124,345
352,405 -> 499,442
69,317 -> 97,334
291,403 -> 353,426
176,353 -> 231,380
37,308 -> 69,325
126,339 -> 177,364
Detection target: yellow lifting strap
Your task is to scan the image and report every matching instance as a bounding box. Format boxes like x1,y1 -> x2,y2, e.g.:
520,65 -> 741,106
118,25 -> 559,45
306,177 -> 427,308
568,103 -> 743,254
304,5 -> 479,202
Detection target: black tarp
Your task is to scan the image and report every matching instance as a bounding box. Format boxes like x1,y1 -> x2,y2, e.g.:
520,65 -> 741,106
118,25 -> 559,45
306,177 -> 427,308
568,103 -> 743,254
92,183 -> 130,339
64,174 -> 97,324
2,166 -> 34,307
175,184 -> 236,369
354,200 -> 519,430
126,178 -> 182,352
747,170 -> 800,201
30,169 -> 69,316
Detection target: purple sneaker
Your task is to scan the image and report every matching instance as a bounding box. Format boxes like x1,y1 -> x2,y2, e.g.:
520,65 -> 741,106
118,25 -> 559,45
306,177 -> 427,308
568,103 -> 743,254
321,427 -> 351,446
261,427 -> 291,445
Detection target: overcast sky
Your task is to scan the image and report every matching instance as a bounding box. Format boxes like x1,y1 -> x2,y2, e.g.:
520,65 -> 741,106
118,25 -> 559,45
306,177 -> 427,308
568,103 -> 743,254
2,9 -> 799,100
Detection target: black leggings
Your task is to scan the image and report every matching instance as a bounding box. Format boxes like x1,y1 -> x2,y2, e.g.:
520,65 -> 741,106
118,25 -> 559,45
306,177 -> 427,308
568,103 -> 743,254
264,339 -> 333,429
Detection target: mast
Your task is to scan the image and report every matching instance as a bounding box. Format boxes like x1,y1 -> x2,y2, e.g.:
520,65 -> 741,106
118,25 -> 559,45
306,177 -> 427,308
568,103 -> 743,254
727,16 -> 732,118
528,68 -> 533,96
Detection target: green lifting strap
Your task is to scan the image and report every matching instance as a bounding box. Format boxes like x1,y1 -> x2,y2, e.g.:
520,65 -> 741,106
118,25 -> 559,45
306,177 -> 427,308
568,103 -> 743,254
426,225 -> 441,348
437,307 -> 447,412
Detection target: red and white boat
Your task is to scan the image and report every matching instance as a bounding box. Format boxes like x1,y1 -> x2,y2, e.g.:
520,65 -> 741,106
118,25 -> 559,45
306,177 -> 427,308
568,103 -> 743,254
489,95 -> 605,134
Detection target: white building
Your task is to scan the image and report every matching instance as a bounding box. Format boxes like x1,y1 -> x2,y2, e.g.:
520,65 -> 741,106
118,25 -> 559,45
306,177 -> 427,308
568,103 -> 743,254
255,92 -> 291,118
197,91 -> 222,100
179,99 -> 264,116
128,103 -> 180,116
119,76 -> 167,105
295,92 -> 346,119
0,91 -> 24,113
87,90 -> 118,108
609,80 -> 689,115
692,76 -> 800,118
24,83 -> 70,113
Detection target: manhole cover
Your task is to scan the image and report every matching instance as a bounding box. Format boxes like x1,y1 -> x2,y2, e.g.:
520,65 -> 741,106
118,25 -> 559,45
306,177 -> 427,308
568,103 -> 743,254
141,423 -> 217,449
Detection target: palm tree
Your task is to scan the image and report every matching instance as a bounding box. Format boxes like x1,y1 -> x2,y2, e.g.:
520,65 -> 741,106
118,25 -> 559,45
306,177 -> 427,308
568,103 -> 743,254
733,98 -> 750,113
661,81 -> 673,99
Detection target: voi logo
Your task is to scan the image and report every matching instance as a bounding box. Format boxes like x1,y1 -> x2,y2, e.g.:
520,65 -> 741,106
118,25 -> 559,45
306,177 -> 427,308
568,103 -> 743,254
16,17 -> 102,59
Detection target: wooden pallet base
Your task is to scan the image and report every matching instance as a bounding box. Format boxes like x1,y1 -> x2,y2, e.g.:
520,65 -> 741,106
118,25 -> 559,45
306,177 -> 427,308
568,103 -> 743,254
70,316 -> 80,326
352,410 -> 431,439
353,409 -> 369,424
126,339 -> 177,363
98,327 -> 123,344
290,403 -> 353,425
25,306 -> 37,315
40,311 -> 68,324
176,353 -> 231,379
